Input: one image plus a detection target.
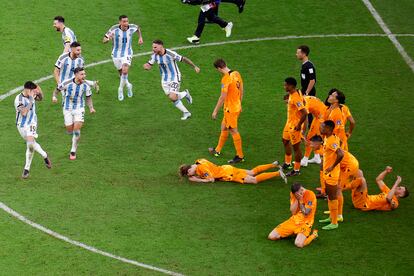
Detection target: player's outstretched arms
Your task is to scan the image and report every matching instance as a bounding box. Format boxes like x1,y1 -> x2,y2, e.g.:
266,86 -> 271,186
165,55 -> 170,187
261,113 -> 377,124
34,85 -> 43,101
375,166 -> 392,189
182,56 -> 200,73
189,176 -> 215,183
386,176 -> 401,208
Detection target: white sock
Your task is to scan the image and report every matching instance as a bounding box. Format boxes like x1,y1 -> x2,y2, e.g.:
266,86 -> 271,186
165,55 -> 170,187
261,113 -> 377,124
302,156 -> 308,161
119,75 -> 126,89
71,130 -> 81,153
175,91 -> 188,100
25,142 -> 35,171
33,142 -> 47,159
173,100 -> 189,113
314,154 -> 320,158
85,80 -> 95,87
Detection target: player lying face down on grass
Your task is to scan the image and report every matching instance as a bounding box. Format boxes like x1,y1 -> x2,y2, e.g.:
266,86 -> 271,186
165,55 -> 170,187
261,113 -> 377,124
267,183 -> 318,248
179,159 -> 287,184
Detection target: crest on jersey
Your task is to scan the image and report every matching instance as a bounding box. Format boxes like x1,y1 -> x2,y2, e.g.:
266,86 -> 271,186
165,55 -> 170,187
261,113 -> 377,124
332,143 -> 338,149
204,173 -> 209,177
336,120 -> 341,125
296,102 -> 302,107
308,201 -> 313,206
221,84 -> 225,88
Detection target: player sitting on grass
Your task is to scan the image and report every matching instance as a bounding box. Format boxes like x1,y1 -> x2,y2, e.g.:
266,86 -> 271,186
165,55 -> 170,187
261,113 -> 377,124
268,182 -> 318,248
179,159 -> 286,184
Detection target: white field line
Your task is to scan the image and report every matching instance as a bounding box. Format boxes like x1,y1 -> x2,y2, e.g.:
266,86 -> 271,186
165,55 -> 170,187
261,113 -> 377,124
1,33 -> 414,102
0,202 -> 184,276
362,0 -> 414,73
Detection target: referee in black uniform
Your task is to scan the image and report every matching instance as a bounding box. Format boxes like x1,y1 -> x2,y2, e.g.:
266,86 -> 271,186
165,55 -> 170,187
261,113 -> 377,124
296,45 -> 316,96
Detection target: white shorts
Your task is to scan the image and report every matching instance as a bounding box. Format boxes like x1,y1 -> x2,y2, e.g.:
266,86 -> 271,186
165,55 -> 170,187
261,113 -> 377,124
161,81 -> 181,95
112,56 -> 132,70
17,123 -> 38,139
63,109 -> 85,126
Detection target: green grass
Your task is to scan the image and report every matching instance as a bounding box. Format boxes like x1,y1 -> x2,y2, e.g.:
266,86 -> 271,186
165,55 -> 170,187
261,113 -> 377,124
0,0 -> 413,275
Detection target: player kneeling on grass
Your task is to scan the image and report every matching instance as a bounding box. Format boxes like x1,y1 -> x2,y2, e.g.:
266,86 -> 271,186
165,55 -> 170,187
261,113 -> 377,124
15,82 -> 52,179
52,67 -> 95,160
268,183 -> 318,248
143,40 -> 200,120
179,159 -> 287,184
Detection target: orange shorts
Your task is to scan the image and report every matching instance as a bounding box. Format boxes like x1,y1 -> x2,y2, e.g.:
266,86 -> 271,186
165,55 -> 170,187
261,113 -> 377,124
324,166 -> 340,186
340,163 -> 359,190
219,166 -> 248,183
306,118 -> 321,140
275,217 -> 312,238
338,133 -> 348,151
282,123 -> 302,145
352,188 -> 368,210
223,111 -> 240,129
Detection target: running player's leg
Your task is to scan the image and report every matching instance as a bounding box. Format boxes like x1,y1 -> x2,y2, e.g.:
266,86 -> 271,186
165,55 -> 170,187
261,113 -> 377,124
23,135 -> 35,178
121,61 -> 133,97
70,121 -> 83,159
213,122 -> 229,154
229,126 -> 244,162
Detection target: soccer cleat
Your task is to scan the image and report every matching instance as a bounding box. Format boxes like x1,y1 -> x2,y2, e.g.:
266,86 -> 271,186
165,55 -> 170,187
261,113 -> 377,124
22,169 -> 30,179
323,211 -> 344,222
279,168 -> 288,184
282,163 -> 292,170
181,112 -> 192,120
126,83 -> 133,98
319,217 -> 331,223
208,147 -> 221,157
184,89 -> 193,104
187,35 -> 200,44
238,0 -> 246,13
44,155 -> 52,169
228,155 -> 245,164
300,157 -> 309,167
324,210 -> 330,215
118,88 -> 124,101
286,170 -> 300,177
322,223 -> 339,230
308,155 -> 321,164
94,80 -> 100,94
224,22 -> 233,37
69,152 -> 77,160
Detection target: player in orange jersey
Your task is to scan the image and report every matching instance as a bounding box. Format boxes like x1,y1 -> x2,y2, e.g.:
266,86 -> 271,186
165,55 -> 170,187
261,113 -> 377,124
351,166 -> 409,211
179,159 -> 287,184
268,183 -> 318,248
300,95 -> 326,167
209,59 -> 245,164
281,77 -> 308,177
324,89 -> 355,151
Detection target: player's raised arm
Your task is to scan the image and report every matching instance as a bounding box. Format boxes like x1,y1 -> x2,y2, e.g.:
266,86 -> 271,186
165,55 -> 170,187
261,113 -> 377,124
386,176 -> 402,208
17,94 -> 34,116
375,166 -> 392,189
103,30 -> 113,43
136,26 -> 143,45
182,56 -> 200,73
290,197 -> 299,215
34,85 -> 43,101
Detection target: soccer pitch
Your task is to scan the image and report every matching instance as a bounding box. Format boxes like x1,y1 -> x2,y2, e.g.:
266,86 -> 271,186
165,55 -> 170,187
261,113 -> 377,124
0,0 -> 413,274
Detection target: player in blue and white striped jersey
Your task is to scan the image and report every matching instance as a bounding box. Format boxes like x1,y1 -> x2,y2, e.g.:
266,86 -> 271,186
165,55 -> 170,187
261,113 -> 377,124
143,40 -> 200,120
103,15 -> 143,101
14,82 -> 52,179
53,42 -> 99,99
53,16 -> 77,53
53,67 -> 96,160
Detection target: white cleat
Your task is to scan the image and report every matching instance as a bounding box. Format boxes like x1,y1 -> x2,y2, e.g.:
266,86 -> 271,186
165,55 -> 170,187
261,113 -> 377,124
300,157 -> 309,167
224,22 -> 233,37
187,35 -> 200,44
308,155 -> 321,164
272,160 -> 280,166
184,89 -> 193,104
127,83 -> 133,98
118,88 -> 124,101
279,168 -> 288,184
181,112 -> 192,120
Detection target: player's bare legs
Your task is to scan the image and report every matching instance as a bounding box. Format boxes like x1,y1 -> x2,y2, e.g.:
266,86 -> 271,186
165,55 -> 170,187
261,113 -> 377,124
22,135 -> 51,179
295,231 -> 318,248
282,138 -> 292,169
118,64 -> 133,100
267,229 -> 281,241
69,121 -> 83,160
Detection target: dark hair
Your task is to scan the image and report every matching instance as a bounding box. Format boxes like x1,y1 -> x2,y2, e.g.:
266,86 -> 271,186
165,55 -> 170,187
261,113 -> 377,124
54,16 -> 64,23
24,81 -> 37,90
74,67 -> 85,75
70,41 -> 81,48
325,88 -> 346,105
310,135 -> 323,143
284,77 -> 297,87
297,45 -> 310,56
119,15 -> 128,20
401,186 -> 409,198
179,164 -> 191,177
152,39 -> 164,45
213,59 -> 227,69
323,120 -> 335,131
291,182 -> 302,193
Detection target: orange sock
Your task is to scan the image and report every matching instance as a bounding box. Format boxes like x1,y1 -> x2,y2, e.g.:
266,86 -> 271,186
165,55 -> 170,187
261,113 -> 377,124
232,133 -> 244,157
315,148 -> 323,155
215,130 -> 229,152
252,164 -> 276,175
304,145 -> 312,158
338,195 -> 344,216
255,172 -> 280,183
304,231 -> 317,246
284,154 -> 292,164
319,171 -> 325,194
328,199 -> 338,224
294,161 -> 301,171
